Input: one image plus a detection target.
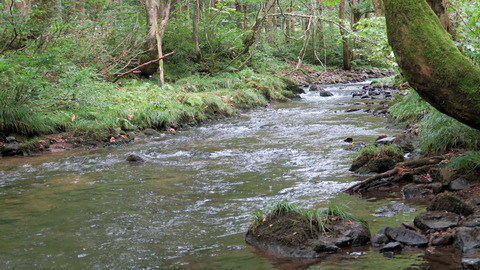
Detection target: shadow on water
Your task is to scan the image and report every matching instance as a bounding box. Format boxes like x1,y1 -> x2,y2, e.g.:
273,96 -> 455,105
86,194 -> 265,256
0,82 -> 462,269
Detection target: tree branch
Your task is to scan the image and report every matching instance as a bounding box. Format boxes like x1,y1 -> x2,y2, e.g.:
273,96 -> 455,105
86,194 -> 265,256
112,51 -> 175,83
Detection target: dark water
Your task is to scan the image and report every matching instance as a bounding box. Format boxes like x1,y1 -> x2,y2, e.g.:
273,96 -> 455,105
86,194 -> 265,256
0,83 -> 462,269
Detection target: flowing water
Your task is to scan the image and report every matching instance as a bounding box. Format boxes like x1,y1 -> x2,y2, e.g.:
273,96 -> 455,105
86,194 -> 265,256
0,83 -> 462,269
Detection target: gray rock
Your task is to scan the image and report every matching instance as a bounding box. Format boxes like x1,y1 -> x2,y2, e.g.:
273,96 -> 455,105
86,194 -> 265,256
313,241 -> 342,254
462,216 -> 480,228
385,226 -> 428,247
374,137 -> 396,145
374,202 -> 416,217
455,227 -> 480,255
380,242 -> 403,252
402,183 -> 431,199
393,133 -> 416,153
143,128 -> 161,136
1,140 -> 20,156
462,258 -> 480,270
414,211 -> 460,232
126,154 -> 146,163
449,176 -> 480,191
319,90 -> 334,97
428,192 -> 474,216
5,136 -> 17,142
429,231 -> 454,246
372,231 -> 390,248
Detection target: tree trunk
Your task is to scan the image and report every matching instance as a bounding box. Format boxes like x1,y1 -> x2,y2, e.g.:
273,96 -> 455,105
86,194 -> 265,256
339,0 -> 351,70
425,0 -> 452,35
142,0 -> 173,86
384,0 -> 480,130
193,0 -> 201,60
372,0 -> 384,16
241,0 -> 275,55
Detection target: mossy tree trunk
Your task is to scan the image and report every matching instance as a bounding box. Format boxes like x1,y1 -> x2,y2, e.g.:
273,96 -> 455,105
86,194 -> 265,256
384,0 -> 480,131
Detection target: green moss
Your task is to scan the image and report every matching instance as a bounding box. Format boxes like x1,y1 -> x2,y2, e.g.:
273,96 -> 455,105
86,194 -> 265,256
384,0 -> 480,130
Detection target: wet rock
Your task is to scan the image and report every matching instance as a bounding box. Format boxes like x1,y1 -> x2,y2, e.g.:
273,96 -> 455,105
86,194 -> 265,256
401,183 -> 432,199
427,182 -> 444,195
373,202 -> 416,217
144,128 -> 161,136
413,175 -> 432,184
282,78 -> 305,94
427,192 -> 474,216
462,216 -> 480,228
344,137 -> 353,143
414,211 -> 460,232
319,90 -> 334,97
126,154 -> 147,163
449,175 -> 480,191
462,258 -> 480,270
1,136 -> 21,156
346,108 -> 361,113
455,227 -> 480,255
393,133 -> 417,153
374,137 -> 396,146
372,227 -> 390,247
429,230 -> 454,246
354,156 -> 402,174
313,241 -> 342,254
380,242 -> 403,253
385,226 -> 428,247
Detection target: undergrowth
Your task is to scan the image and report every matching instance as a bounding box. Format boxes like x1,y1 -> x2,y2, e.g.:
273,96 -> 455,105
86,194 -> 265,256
359,144 -> 403,159
0,66 -> 290,140
445,151 -> 480,175
250,200 -> 364,235
390,90 -> 480,154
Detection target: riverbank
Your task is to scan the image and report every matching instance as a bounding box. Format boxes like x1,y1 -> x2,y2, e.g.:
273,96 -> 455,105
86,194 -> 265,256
0,67 -> 394,158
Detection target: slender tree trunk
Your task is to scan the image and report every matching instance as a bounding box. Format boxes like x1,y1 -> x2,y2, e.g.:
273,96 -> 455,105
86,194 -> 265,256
384,0 -> 480,130
372,0 -> 384,16
156,0 -> 172,86
193,0 -> 201,60
243,4 -> 248,30
339,0 -> 351,70
142,0 -> 173,86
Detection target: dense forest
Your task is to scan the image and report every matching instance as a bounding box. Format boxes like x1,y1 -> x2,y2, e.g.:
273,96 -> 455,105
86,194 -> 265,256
0,0 -> 479,155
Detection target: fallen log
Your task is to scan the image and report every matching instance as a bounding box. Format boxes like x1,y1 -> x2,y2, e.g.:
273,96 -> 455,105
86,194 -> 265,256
112,51 -> 176,83
344,167 -> 400,193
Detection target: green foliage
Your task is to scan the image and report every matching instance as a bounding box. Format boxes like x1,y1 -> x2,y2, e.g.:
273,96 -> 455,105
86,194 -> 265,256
270,199 -> 299,217
449,0 -> 480,65
351,16 -> 393,67
390,91 -> 480,153
251,200 -> 365,236
325,202 -> 365,224
359,144 -> 403,159
445,151 -> 480,174
418,110 -> 480,153
389,90 -> 431,123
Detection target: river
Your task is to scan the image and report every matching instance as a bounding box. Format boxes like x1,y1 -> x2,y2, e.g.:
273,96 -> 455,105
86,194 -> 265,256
0,82 -> 462,269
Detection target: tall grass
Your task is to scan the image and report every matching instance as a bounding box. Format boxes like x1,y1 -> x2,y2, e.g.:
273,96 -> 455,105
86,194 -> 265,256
390,91 -> 480,153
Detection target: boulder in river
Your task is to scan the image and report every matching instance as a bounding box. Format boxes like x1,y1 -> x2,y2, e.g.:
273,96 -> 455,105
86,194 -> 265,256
244,207 -> 370,258
319,90 -> 334,97
427,192 -> 474,216
384,226 -> 429,247
414,211 -> 460,232
126,154 -> 147,163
